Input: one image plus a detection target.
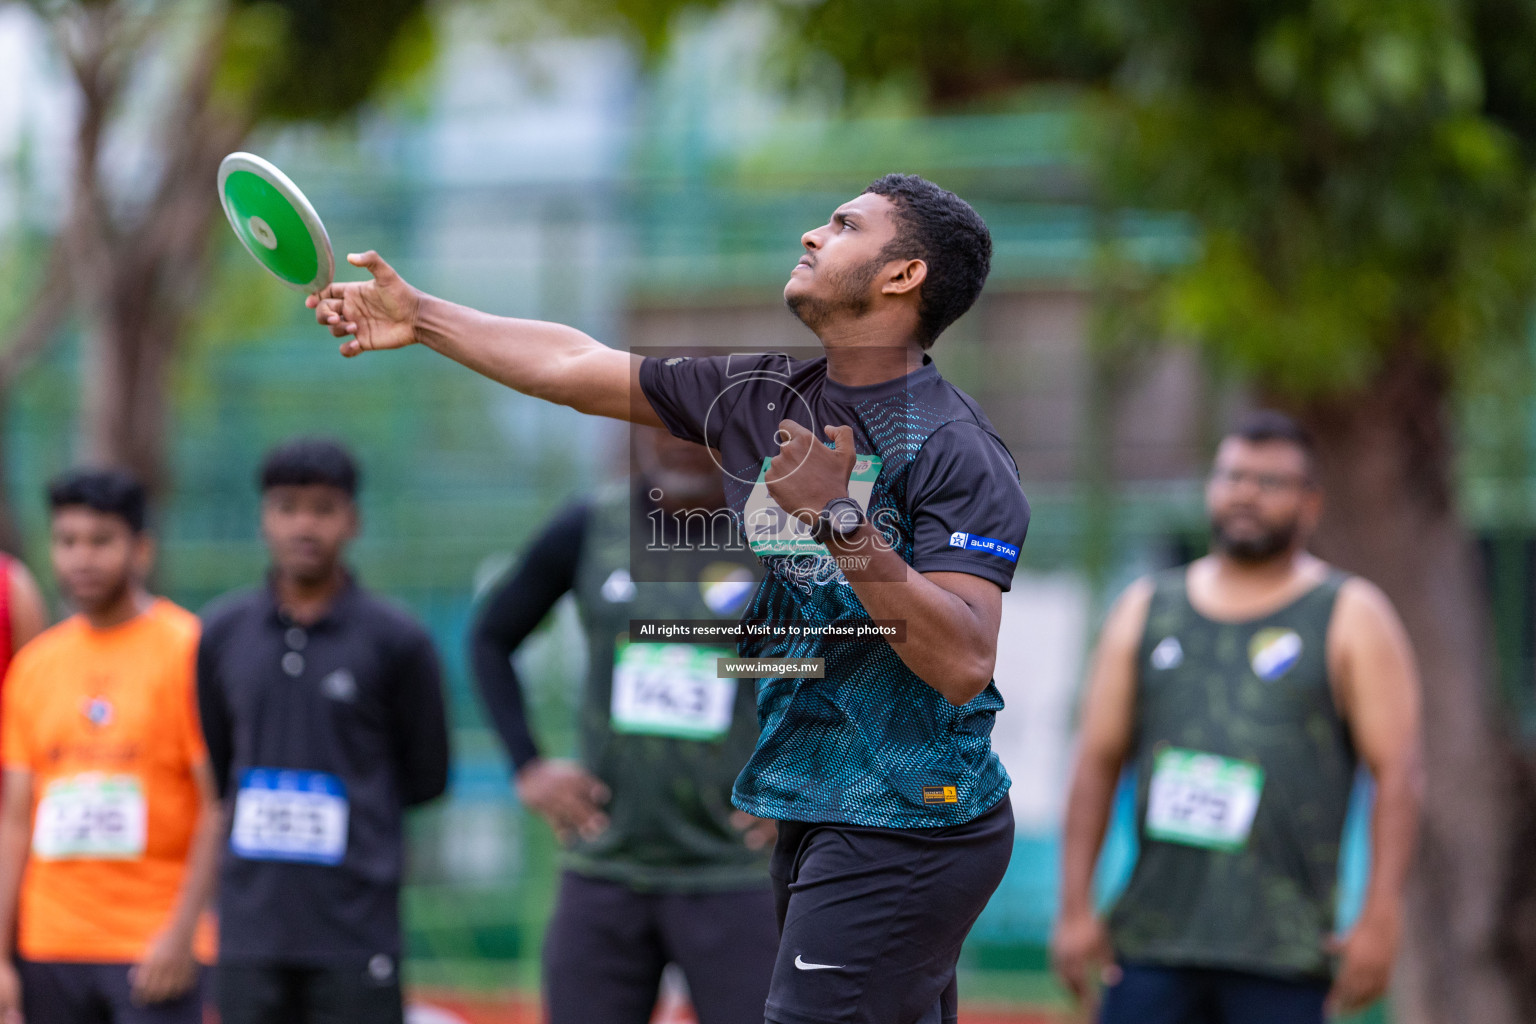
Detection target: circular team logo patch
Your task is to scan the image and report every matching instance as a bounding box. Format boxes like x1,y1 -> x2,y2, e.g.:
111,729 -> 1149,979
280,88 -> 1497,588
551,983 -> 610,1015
81,697 -> 114,728
699,562 -> 755,615
1249,628 -> 1303,681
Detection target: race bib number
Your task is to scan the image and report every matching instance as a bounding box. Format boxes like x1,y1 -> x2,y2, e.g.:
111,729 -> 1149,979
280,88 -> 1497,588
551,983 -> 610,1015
744,455 -> 881,556
231,769 -> 348,865
612,642 -> 737,740
33,773 -> 147,861
1146,748 -> 1264,852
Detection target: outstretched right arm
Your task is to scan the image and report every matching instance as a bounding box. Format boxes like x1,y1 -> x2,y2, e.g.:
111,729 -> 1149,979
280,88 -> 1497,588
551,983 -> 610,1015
307,252 -> 663,427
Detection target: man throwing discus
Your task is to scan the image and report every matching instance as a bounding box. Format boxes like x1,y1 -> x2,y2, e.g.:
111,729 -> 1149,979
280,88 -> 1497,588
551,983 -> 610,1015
310,174 -> 1030,1024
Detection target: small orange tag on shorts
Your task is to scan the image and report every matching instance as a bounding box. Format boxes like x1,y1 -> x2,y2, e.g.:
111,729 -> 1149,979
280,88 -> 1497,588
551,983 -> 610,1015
922,785 -> 959,805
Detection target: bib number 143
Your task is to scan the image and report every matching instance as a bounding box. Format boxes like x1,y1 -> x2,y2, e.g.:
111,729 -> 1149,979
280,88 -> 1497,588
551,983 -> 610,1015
611,642 -> 736,741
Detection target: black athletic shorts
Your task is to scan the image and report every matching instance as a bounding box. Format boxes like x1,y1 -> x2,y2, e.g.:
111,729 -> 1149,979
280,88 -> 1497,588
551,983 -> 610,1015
1098,962 -> 1329,1024
215,959 -> 404,1024
543,870 -> 779,1024
766,796 -> 1015,1024
17,959 -> 205,1024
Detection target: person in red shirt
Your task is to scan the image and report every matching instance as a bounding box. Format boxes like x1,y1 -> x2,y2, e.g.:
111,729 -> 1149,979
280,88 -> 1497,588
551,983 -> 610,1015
0,469 -> 220,1024
0,553 -> 46,676
0,550 -> 49,801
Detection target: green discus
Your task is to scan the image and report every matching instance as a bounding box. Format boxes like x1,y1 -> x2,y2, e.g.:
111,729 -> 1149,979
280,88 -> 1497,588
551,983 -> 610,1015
217,152 -> 334,294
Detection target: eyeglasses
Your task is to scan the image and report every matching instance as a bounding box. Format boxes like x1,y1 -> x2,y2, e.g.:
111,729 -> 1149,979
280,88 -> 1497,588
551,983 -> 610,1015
1209,468 -> 1312,494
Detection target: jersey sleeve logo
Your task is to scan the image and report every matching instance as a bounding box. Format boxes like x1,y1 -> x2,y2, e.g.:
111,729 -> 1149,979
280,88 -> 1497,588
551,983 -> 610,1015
946,531 -> 1019,563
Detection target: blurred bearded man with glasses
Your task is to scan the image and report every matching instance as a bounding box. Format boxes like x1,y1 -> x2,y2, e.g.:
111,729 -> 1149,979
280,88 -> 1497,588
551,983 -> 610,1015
1052,411 -> 1422,1024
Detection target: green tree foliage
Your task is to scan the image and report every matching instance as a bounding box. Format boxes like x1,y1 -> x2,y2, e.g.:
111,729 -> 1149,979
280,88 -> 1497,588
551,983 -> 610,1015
226,0 -> 434,120
785,0 -> 1536,396
0,0 -> 436,497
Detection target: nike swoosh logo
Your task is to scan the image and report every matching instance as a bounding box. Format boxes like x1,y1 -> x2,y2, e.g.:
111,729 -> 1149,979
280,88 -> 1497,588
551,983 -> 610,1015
794,955 -> 844,971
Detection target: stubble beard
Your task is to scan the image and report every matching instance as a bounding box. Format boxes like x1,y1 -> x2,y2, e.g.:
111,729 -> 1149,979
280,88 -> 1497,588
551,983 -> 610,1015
1210,516 -> 1299,564
786,255 -> 883,333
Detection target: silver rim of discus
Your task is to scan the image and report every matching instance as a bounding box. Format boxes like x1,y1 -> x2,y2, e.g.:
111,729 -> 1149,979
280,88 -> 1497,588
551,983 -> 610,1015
217,151 -> 335,294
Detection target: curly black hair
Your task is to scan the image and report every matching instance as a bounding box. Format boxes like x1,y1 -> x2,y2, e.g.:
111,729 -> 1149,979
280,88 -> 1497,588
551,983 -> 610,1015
864,174 -> 992,349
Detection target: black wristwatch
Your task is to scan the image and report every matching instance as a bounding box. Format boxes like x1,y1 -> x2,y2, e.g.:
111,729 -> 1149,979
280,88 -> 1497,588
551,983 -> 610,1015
810,496 -> 866,546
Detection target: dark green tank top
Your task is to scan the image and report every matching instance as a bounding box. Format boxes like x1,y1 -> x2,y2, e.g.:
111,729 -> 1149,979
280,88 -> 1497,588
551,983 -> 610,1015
1108,567 -> 1357,979
564,486 -> 768,892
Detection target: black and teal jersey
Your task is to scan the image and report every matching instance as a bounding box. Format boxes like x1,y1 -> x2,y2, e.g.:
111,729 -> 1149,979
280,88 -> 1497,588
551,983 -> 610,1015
639,352 -> 1031,828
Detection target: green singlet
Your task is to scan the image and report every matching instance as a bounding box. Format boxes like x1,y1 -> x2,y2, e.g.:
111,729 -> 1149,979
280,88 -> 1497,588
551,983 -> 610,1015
563,488 -> 767,891
1108,567 -> 1358,980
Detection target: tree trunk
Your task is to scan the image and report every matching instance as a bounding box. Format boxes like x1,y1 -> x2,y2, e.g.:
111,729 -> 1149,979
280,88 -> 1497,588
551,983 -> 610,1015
1294,351 -> 1534,1024
0,389 -> 28,558
1500,753 -> 1536,1022
74,8 -> 249,494
82,290 -> 179,493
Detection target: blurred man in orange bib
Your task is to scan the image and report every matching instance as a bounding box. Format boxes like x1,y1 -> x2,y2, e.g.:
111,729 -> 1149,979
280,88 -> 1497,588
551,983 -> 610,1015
0,469 -> 220,1024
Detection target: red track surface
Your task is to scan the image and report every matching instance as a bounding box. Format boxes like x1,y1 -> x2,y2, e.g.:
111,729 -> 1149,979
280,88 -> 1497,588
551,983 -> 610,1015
412,992 -> 1063,1024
